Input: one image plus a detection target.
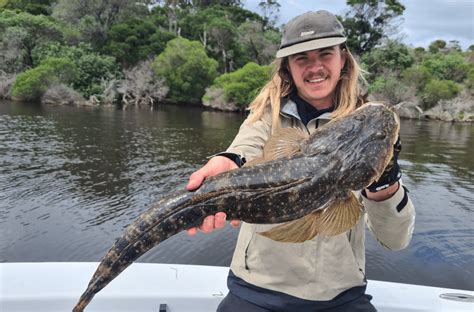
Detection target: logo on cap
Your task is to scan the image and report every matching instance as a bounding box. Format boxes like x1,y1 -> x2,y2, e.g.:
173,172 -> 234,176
300,30 -> 314,37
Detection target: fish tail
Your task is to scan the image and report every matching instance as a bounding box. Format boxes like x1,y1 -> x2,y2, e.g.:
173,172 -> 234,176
72,296 -> 90,312
72,190 -> 199,311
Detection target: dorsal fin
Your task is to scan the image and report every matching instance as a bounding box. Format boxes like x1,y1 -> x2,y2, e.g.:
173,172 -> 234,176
263,127 -> 308,160
258,192 -> 362,243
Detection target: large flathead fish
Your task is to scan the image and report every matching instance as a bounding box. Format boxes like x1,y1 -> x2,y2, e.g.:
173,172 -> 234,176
73,103 -> 400,311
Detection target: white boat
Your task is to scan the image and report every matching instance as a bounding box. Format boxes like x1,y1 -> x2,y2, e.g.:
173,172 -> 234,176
1,262 -> 473,312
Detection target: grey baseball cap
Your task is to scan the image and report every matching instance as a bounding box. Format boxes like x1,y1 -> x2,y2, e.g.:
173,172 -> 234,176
276,10 -> 346,58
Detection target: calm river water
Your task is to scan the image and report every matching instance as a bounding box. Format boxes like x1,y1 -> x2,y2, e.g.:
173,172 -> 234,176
0,100 -> 473,291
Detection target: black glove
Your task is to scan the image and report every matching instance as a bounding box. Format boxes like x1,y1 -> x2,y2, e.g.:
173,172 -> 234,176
214,152 -> 247,168
367,136 -> 402,192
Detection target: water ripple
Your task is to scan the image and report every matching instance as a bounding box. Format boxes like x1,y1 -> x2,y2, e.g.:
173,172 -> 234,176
1,103 -> 472,290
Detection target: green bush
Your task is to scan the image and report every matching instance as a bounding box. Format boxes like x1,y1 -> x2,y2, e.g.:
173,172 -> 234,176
32,42 -> 121,97
402,65 -> 433,91
103,19 -> 175,66
210,62 -> 271,108
11,57 -> 77,100
464,64 -> 474,93
361,40 -> 415,81
152,37 -> 218,104
421,79 -> 461,108
368,76 -> 413,104
0,9 -> 65,72
422,52 -> 469,83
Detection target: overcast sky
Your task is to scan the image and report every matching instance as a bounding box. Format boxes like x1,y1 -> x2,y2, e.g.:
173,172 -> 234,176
243,0 -> 474,50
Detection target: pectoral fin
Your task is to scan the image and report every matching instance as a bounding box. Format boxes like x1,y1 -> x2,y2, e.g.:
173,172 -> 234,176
317,192 -> 362,236
258,192 -> 362,243
243,128 -> 308,167
243,157 -> 267,167
258,211 -> 322,243
263,127 -> 308,160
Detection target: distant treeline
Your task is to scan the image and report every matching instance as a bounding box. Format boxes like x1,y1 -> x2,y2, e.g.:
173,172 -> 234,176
0,0 -> 472,111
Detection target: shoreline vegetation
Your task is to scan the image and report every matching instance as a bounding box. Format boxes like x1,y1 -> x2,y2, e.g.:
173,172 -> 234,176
0,1 -> 472,122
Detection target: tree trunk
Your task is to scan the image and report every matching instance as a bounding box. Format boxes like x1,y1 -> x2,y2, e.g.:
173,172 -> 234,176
222,49 -> 227,73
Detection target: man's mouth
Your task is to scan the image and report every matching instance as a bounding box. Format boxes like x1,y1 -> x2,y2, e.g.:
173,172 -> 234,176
305,77 -> 327,84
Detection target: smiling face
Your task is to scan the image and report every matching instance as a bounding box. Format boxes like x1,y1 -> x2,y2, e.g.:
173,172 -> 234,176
287,45 -> 347,110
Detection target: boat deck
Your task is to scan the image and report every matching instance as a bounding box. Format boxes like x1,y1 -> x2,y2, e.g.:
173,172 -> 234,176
1,262 -> 472,311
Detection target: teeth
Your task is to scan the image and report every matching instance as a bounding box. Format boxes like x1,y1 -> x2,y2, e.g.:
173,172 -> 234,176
307,78 -> 325,83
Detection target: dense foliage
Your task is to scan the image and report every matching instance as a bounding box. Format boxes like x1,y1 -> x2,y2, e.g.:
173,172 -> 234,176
152,37 -> 218,104
103,19 -> 176,67
32,42 -> 121,98
364,39 -> 472,108
0,9 -> 66,72
205,62 -> 271,108
11,57 -> 77,100
1,0 -> 472,111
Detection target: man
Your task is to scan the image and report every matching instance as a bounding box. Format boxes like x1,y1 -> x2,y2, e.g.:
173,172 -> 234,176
187,10 -> 415,312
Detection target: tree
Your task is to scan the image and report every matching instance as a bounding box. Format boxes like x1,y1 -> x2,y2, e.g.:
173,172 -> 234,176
446,40 -> 462,52
207,16 -> 238,72
258,0 -> 280,29
362,40 -> 414,81
178,5 -> 265,71
52,0 -> 150,48
204,62 -> 271,109
152,37 -> 218,104
340,0 -> 405,55
0,10 -> 65,72
422,52 -> 470,83
428,39 -> 446,54
103,19 -> 175,67
0,0 -> 54,15
151,0 -> 242,8
117,59 -> 169,108
11,57 -> 77,100
238,20 -> 279,65
32,42 -> 121,97
421,79 -> 461,108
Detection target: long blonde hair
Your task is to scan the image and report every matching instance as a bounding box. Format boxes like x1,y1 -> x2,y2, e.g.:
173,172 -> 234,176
248,44 -> 365,131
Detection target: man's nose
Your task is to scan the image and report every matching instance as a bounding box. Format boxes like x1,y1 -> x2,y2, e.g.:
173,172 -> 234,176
307,57 -> 323,70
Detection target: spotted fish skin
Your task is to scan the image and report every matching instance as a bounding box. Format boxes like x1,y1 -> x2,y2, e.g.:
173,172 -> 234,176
72,103 -> 399,312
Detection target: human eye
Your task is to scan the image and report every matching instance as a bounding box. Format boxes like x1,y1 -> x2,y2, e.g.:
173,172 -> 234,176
320,50 -> 333,57
294,55 -> 307,62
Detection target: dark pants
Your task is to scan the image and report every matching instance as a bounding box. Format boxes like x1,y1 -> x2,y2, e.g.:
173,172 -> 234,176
216,291 -> 377,312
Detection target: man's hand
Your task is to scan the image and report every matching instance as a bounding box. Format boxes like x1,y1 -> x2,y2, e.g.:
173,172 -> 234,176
186,156 -> 241,236
365,136 -> 402,201
365,181 -> 399,201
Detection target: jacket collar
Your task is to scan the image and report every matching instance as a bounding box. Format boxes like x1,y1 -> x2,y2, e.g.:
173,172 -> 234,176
280,97 -> 333,122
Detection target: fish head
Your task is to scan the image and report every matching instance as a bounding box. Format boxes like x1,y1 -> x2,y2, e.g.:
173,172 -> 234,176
334,102 -> 400,190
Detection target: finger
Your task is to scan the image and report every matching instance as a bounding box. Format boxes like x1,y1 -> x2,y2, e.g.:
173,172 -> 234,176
230,220 -> 241,228
186,169 -> 206,191
214,212 -> 227,229
199,215 -> 215,233
186,227 -> 198,236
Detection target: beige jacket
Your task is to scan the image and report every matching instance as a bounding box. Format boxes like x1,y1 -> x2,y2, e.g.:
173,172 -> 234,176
225,99 -> 416,301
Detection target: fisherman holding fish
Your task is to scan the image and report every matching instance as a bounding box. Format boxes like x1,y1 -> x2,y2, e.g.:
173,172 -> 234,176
72,9 -> 417,312
186,10 -> 416,312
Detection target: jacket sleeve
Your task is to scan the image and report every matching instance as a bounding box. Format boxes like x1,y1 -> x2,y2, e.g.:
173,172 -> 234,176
362,181 -> 416,251
225,108 -> 273,161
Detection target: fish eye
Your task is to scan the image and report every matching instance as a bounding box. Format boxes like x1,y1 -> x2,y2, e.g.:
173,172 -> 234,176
374,131 -> 386,139
354,114 -> 366,121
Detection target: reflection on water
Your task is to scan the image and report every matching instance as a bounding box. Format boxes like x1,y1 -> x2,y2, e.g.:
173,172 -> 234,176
0,101 -> 473,291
